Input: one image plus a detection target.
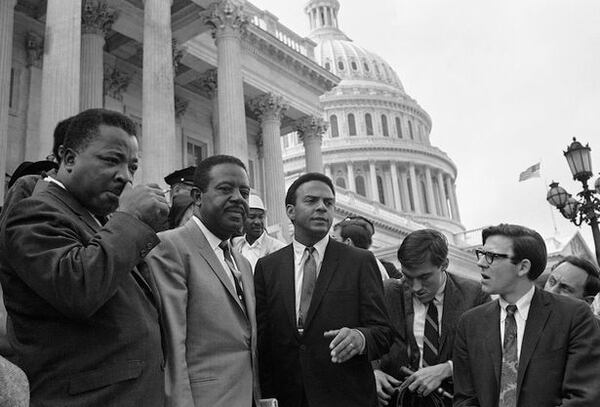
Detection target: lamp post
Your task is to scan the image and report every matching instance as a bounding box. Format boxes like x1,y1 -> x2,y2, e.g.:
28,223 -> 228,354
546,138 -> 600,265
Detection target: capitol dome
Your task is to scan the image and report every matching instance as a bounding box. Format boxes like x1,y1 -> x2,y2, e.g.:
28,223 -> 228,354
282,0 -> 465,243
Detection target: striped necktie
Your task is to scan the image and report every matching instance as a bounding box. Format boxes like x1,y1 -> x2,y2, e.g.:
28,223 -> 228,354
298,247 -> 316,333
422,301 -> 439,367
219,241 -> 245,310
499,304 -> 518,407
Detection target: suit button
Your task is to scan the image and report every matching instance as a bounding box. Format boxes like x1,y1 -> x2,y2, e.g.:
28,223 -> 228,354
300,345 -> 306,351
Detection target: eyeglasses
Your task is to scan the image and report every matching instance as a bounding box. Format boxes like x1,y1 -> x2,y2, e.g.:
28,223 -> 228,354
475,249 -> 512,265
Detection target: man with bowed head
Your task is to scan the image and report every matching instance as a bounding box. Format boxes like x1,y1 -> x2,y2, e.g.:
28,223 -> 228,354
453,224 -> 600,407
255,172 -> 393,407
0,108 -> 169,406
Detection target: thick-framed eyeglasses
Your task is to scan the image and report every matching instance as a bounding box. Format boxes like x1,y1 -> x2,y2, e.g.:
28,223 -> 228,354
475,249 -> 512,265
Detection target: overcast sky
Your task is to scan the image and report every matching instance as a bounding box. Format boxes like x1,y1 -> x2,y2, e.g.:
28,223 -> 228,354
253,0 -> 600,248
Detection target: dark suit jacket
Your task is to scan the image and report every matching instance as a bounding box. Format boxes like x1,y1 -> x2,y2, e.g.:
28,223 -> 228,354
0,181 -> 165,407
254,239 -> 394,407
379,273 -> 489,386
453,288 -> 600,407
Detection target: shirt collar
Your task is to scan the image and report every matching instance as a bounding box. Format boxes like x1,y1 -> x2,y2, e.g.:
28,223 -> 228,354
44,176 -> 66,190
244,231 -> 266,248
499,284 -> 535,319
193,215 -> 225,252
292,234 -> 329,266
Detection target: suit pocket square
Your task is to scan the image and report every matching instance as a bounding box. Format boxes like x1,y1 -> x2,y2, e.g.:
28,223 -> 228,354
68,360 -> 144,395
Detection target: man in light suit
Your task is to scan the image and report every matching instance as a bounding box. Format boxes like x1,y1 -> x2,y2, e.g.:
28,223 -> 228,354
0,109 -> 169,406
255,172 -> 393,407
453,224 -> 600,407
146,155 -> 260,407
374,229 -> 489,406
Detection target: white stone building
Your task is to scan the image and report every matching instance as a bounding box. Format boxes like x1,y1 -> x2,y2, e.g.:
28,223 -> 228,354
2,0 -> 485,276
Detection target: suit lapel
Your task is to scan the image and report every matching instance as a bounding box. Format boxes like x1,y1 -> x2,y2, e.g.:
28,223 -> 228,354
44,182 -> 101,234
483,300 -> 502,386
516,289 -> 551,396
278,246 -> 299,337
184,221 -> 244,313
440,274 -> 461,356
304,239 -> 338,329
402,284 -> 420,369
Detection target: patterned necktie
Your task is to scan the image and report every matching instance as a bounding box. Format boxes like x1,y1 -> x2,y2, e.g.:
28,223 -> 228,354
422,301 -> 440,367
499,304 -> 518,407
219,241 -> 245,309
298,247 -> 316,333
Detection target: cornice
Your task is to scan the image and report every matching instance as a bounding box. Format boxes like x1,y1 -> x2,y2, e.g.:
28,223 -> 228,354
241,24 -> 340,93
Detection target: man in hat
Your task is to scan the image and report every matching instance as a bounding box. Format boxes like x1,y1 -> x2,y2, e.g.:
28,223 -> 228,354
232,194 -> 286,271
164,166 -> 195,203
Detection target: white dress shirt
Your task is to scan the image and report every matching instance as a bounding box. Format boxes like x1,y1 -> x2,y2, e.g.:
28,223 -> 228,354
498,285 -> 535,360
192,216 -> 240,290
232,231 -> 286,272
412,272 -> 447,369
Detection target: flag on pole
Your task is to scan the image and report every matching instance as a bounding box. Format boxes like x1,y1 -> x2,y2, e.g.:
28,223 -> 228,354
518,162 -> 541,182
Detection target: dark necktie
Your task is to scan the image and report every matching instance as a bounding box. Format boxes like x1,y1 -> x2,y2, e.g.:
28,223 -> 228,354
219,241 -> 246,311
422,301 -> 440,367
499,304 -> 518,407
298,247 -> 316,333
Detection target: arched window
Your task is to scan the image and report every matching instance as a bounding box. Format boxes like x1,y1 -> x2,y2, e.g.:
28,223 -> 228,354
338,60 -> 344,70
335,177 -> 346,189
324,62 -> 331,71
355,176 -> 366,196
330,114 -> 339,138
363,62 -> 370,72
408,120 -> 414,139
348,113 -> 356,136
365,113 -> 373,135
377,176 -> 385,204
351,61 -> 358,71
395,117 -> 402,138
381,115 -> 389,137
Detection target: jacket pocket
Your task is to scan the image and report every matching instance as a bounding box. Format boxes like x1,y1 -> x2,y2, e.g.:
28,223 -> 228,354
68,360 -> 144,395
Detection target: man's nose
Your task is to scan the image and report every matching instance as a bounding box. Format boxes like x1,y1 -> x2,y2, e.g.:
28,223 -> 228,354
411,279 -> 422,292
116,164 -> 133,183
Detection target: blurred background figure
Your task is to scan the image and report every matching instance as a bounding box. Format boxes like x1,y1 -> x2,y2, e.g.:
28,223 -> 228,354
167,194 -> 194,229
233,194 -> 285,271
543,255 -> 600,306
164,166 -> 195,202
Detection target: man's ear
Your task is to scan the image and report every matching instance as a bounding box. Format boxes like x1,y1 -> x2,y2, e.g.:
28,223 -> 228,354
62,148 -> 77,171
191,187 -> 202,206
344,237 -> 354,247
440,258 -> 449,272
517,259 -> 531,278
583,295 -> 595,305
286,204 -> 295,223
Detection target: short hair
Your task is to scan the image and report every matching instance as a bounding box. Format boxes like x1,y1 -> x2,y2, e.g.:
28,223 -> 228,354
552,255 -> 600,298
344,215 -> 375,236
52,116 -> 74,163
193,155 -> 247,192
63,109 -> 137,153
285,172 -> 335,206
340,222 -> 371,249
397,229 -> 448,269
482,224 -> 547,280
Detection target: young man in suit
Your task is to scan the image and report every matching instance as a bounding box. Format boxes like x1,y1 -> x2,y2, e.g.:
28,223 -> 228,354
0,109 -> 169,406
145,155 -> 260,407
255,172 -> 393,407
453,224 -> 600,407
374,229 -> 489,406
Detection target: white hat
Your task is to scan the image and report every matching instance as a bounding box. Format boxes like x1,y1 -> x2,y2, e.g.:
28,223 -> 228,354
249,194 -> 266,211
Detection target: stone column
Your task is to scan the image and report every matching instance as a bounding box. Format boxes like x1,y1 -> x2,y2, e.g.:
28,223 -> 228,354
198,68 -> 219,152
0,0 -> 16,199
399,168 -> 411,211
80,0 -> 116,110
424,166 -> 436,215
202,0 -> 248,163
347,161 -> 355,192
451,179 -> 461,222
248,93 -> 288,239
409,164 -> 422,213
389,162 -> 401,211
142,0 -> 177,186
369,161 -> 378,202
436,171 -> 449,217
295,116 -> 327,173
39,0 -> 82,161
22,32 -> 44,162
445,176 -> 460,221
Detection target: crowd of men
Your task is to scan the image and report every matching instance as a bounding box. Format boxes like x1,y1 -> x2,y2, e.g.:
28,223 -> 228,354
0,108 -> 599,407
